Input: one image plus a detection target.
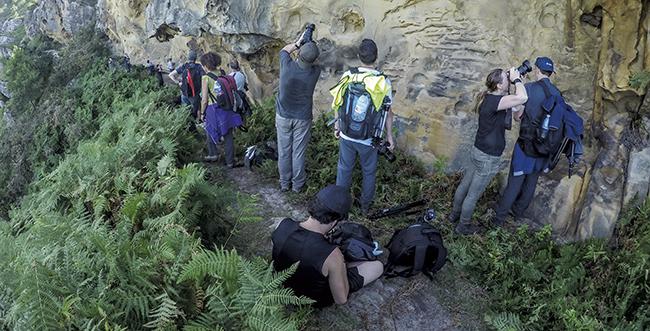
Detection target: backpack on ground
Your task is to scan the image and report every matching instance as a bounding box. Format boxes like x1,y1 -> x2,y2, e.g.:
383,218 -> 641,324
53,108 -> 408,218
244,141 -> 278,170
328,222 -> 383,262
337,68 -> 389,140
519,80 -> 567,158
384,222 -> 447,280
181,63 -> 203,98
206,72 -> 241,111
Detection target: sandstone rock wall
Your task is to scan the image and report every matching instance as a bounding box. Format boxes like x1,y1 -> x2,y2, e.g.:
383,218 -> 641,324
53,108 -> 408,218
12,0 -> 650,241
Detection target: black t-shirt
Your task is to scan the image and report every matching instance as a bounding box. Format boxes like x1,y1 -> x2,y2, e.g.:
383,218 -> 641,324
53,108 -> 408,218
271,218 -> 337,307
275,50 -> 321,120
474,94 -> 506,156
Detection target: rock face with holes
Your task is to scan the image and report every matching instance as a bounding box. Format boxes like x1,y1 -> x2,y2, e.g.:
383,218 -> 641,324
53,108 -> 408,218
14,0 -> 650,241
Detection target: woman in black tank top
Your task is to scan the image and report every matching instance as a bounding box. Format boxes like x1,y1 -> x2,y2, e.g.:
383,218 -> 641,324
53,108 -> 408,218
450,68 -> 528,234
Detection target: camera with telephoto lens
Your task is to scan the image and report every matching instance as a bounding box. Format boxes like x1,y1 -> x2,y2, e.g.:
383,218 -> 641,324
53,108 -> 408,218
372,137 -> 396,162
299,23 -> 316,46
509,59 -> 532,79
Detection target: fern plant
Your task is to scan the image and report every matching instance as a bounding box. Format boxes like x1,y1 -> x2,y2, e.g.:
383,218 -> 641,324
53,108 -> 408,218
179,249 -> 313,331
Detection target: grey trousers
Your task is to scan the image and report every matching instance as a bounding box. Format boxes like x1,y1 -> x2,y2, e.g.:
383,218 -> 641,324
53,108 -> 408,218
206,128 -> 234,166
336,138 -> 378,210
451,146 -> 501,223
276,114 -> 311,191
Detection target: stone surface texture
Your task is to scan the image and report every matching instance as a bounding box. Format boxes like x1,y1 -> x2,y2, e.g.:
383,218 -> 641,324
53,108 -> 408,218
3,0 -> 649,241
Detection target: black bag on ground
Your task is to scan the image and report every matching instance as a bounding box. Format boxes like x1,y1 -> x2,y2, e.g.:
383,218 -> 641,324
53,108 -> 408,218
244,141 -> 278,170
385,222 -> 447,279
328,222 -> 382,262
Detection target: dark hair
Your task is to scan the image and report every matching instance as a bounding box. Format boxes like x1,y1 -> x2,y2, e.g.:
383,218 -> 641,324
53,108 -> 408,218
358,38 -> 378,65
307,198 -> 345,224
199,52 -> 221,71
229,58 -> 240,70
474,68 -> 503,113
540,69 -> 552,77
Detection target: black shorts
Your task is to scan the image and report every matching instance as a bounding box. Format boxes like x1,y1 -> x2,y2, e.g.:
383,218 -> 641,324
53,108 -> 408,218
347,266 -> 365,293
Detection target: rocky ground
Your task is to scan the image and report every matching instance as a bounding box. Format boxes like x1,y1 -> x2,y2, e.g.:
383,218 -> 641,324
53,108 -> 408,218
217,164 -> 489,331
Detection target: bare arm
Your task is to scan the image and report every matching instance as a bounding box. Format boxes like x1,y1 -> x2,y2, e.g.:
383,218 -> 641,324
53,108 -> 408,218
323,248 -> 349,305
385,108 -> 395,150
168,69 -> 181,85
513,104 -> 525,121
497,68 -> 528,110
199,77 -> 208,121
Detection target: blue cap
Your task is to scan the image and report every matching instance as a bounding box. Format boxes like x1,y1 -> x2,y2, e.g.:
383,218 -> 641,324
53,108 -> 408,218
535,57 -> 554,72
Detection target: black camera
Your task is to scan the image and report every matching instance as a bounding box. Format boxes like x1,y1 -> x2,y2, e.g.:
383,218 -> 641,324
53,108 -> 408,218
299,23 -> 316,46
372,138 -> 396,162
514,59 -> 532,77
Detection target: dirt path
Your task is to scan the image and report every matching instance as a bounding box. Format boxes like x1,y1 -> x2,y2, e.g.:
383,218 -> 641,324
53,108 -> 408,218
221,165 -> 488,331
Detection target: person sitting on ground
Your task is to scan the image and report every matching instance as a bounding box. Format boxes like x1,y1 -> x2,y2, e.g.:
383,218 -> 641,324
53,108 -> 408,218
333,38 -> 395,215
197,52 -> 243,166
450,67 -> 528,234
272,185 -> 383,307
169,50 -> 205,121
275,32 -> 321,193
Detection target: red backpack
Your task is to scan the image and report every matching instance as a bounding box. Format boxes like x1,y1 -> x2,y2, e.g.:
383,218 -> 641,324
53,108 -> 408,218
206,72 -> 240,111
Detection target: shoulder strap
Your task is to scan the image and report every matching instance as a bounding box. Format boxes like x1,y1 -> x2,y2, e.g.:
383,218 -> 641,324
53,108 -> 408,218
539,79 -> 552,98
205,72 -> 220,103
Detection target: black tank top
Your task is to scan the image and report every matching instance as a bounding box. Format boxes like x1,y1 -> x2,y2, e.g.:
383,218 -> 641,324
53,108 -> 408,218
271,218 -> 337,307
474,94 -> 506,156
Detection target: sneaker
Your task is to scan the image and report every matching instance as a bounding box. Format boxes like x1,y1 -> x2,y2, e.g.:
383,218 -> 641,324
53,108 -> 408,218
292,186 -> 303,193
280,186 -> 290,193
203,155 -> 218,162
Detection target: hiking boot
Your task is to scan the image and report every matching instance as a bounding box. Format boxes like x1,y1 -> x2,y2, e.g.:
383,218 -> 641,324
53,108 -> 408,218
455,222 -> 481,235
292,186 -> 303,193
203,155 -> 218,162
280,186 -> 290,193
447,212 -> 460,223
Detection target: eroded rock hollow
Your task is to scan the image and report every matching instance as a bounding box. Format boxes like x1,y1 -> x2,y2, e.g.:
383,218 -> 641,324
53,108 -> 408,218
12,0 -> 650,240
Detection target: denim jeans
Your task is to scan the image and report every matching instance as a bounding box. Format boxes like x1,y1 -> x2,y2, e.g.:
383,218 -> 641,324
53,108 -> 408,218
181,95 -> 200,119
451,146 -> 501,223
276,114 -> 311,191
336,138 -> 378,210
494,162 -> 541,223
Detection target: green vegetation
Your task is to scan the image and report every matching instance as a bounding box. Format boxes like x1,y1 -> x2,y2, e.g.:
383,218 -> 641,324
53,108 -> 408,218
0,31 -> 310,330
238,102 -> 649,330
0,26 -> 647,330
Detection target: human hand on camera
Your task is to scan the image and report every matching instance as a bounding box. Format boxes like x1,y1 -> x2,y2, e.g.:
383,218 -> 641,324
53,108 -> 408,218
294,30 -> 307,47
387,135 -> 395,151
509,67 -> 521,82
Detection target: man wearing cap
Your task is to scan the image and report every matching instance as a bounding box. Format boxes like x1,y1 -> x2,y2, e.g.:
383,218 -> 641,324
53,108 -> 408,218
275,33 -> 321,193
493,57 -> 559,225
169,50 -> 205,121
272,185 -> 383,307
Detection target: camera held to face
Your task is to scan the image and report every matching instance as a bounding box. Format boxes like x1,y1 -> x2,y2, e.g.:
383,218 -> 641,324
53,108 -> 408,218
299,23 -> 316,46
509,59 -> 533,79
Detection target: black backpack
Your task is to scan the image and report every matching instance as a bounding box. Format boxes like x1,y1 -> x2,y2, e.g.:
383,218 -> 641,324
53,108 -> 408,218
518,80 -> 566,158
181,63 -> 203,98
328,222 -> 382,262
339,68 -> 387,140
385,222 -> 447,280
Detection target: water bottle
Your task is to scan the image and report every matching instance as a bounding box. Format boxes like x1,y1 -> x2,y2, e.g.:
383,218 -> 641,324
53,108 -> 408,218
540,114 -> 550,140
352,94 -> 370,122
213,81 -> 223,96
